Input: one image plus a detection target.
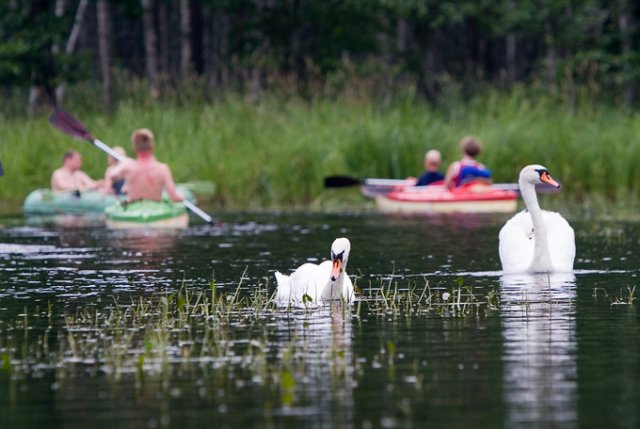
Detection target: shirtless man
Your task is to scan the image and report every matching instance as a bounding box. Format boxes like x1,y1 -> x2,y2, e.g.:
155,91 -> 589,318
108,128 -> 183,202
51,151 -> 100,192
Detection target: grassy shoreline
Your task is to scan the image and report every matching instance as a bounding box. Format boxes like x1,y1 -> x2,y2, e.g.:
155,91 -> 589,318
2,91 -> 640,209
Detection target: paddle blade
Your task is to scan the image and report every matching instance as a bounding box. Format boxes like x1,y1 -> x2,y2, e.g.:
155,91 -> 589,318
49,110 -> 94,142
324,176 -> 362,188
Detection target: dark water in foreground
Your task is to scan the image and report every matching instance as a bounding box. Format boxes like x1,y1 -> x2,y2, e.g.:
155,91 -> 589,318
0,210 -> 639,429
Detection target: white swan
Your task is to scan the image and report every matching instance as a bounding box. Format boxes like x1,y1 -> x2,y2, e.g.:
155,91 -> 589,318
274,237 -> 355,306
499,165 -> 575,273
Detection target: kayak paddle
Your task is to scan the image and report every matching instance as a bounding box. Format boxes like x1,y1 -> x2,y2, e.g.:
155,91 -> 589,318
49,109 -> 218,226
324,175 -> 559,194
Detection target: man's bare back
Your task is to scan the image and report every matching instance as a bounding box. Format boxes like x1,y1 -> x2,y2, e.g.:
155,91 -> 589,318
110,128 -> 182,202
110,155 -> 182,202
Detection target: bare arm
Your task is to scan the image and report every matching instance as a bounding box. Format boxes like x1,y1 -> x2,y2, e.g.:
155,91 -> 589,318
51,170 -> 65,192
107,161 -> 128,182
76,171 -> 100,190
162,165 -> 183,202
443,161 -> 460,189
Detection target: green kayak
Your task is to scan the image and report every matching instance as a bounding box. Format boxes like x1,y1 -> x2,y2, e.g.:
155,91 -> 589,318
23,189 -> 118,215
23,185 -> 197,216
104,200 -> 189,229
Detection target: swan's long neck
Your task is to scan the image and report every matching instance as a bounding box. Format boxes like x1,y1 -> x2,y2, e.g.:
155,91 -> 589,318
521,180 -> 553,272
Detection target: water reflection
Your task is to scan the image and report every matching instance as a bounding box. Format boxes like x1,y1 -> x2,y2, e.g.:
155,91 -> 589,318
107,229 -> 181,259
25,214 -> 105,229
271,303 -> 355,427
500,273 -> 577,429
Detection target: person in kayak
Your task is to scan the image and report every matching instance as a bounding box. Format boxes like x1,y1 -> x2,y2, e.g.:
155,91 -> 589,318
108,128 -> 183,202
101,146 -> 128,195
444,136 -> 492,188
51,150 -> 102,192
414,149 -> 445,186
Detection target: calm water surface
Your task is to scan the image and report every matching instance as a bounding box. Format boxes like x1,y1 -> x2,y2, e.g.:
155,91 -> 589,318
0,209 -> 639,429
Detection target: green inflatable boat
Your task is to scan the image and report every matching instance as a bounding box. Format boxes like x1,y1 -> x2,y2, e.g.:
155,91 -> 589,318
23,189 -> 118,215
104,200 -> 189,229
23,185 -> 197,216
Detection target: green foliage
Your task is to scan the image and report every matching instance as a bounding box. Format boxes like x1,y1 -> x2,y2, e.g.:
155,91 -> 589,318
0,2 -> 78,88
1,0 -> 640,107
2,90 -> 640,210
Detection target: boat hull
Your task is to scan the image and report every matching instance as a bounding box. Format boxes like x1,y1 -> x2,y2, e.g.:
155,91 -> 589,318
23,185 -> 196,217
23,190 -> 118,215
372,184 -> 518,214
105,200 -> 189,229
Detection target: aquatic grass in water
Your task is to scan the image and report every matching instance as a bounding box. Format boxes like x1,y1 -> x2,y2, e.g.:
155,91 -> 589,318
357,276 -> 501,318
0,276 -> 501,382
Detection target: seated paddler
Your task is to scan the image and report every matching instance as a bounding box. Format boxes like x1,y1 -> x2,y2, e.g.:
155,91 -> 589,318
51,150 -> 102,193
444,136 -> 492,189
108,128 -> 183,203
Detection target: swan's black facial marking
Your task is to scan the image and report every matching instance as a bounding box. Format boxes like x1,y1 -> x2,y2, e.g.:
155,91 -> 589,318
331,250 -> 345,281
534,167 -> 560,188
534,168 -> 549,180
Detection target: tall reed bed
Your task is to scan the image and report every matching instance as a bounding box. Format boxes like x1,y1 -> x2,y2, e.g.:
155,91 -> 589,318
2,91 -> 639,208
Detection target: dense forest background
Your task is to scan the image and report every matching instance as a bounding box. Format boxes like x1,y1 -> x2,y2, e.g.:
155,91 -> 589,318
1,0 -> 639,115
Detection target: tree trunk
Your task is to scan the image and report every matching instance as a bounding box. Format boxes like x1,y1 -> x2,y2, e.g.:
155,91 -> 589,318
543,16 -> 557,93
29,0 -> 71,116
180,0 -> 192,78
53,0 -> 89,106
422,43 -> 436,99
202,5 -> 216,92
506,34 -> 516,86
564,4 -> 575,113
618,0 -> 635,105
211,9 -> 231,89
141,0 -> 160,98
158,0 -> 171,85
97,0 -> 112,111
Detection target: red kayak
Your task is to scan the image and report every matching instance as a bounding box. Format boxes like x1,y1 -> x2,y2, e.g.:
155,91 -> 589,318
361,180 -> 518,213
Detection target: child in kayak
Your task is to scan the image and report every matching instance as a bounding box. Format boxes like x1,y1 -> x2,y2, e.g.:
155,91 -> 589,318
444,136 -> 492,189
414,149 -> 445,186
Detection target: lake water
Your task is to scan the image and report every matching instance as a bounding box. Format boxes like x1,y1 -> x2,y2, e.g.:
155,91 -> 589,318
0,209 -> 639,429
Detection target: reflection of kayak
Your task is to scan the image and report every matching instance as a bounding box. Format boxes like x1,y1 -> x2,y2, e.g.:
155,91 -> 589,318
364,181 -> 518,214
23,185 -> 196,216
105,200 -> 188,229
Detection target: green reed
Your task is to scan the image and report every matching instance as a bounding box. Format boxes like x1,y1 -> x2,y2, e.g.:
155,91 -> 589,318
2,91 -> 640,210
358,276 -> 500,319
0,276 -> 500,381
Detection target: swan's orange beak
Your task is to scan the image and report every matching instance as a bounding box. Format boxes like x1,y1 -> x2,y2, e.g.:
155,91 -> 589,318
540,171 -> 560,189
331,258 -> 342,281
